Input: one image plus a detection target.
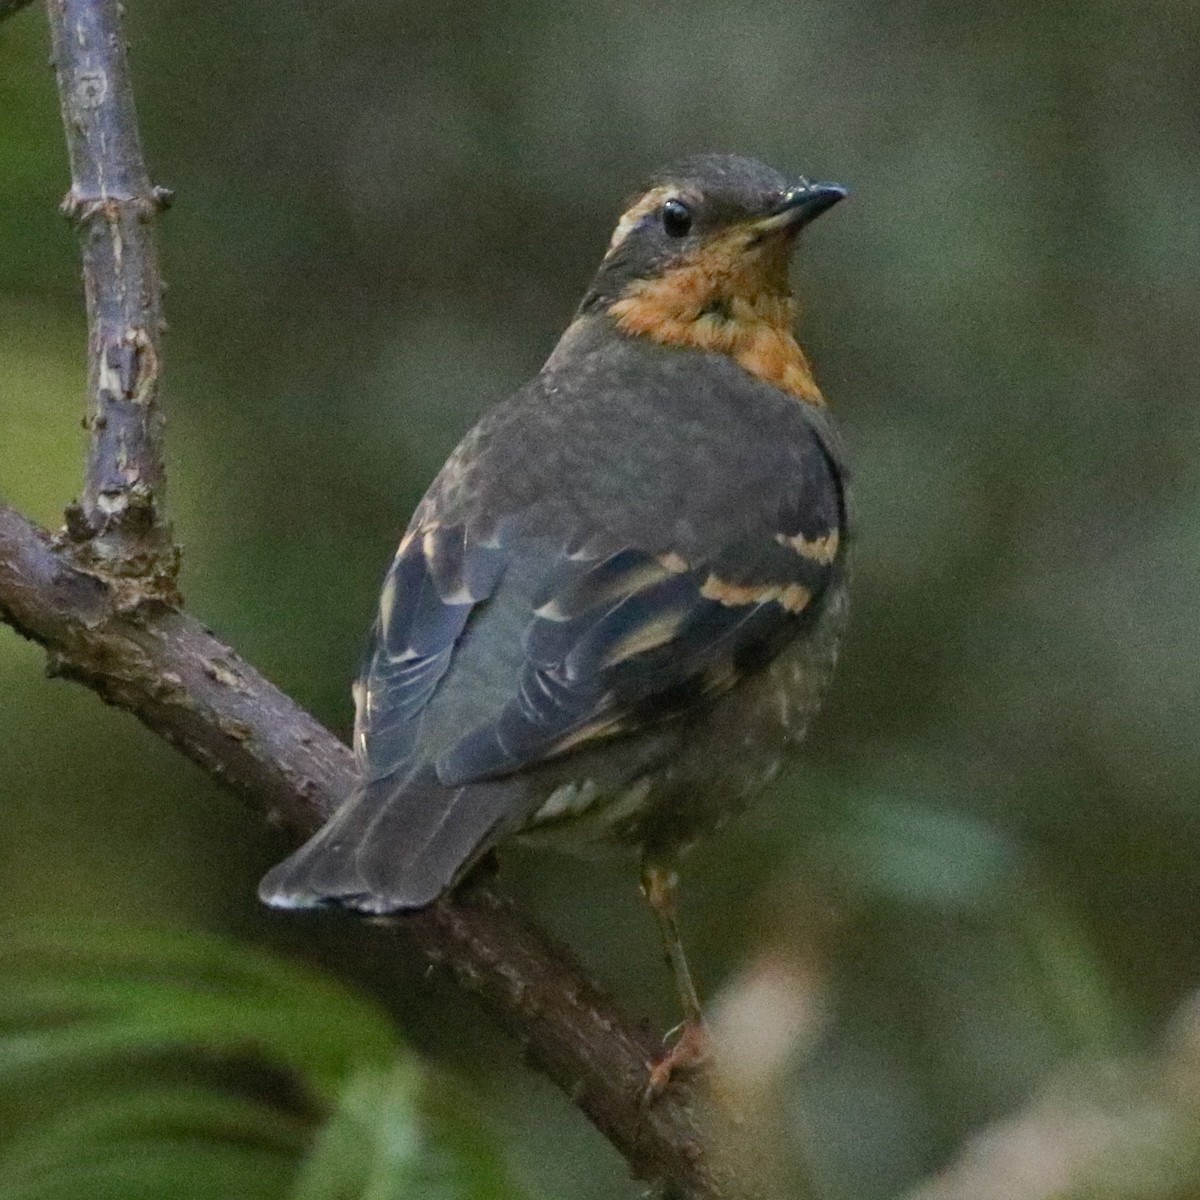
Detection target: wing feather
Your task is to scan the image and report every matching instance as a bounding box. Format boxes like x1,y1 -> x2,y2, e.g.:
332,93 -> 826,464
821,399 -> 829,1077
355,522 -> 505,779
358,414 -> 845,792
434,460 -> 845,785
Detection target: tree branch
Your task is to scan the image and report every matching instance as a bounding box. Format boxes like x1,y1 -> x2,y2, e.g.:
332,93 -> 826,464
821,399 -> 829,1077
0,504 -> 765,1199
46,0 -> 176,590
4,3 -> 777,1194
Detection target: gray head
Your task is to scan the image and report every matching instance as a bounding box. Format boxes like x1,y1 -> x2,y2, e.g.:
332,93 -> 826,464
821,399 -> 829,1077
582,153 -> 847,311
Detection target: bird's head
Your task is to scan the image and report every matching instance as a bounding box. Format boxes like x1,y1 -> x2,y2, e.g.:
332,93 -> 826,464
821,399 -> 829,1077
578,154 -> 846,405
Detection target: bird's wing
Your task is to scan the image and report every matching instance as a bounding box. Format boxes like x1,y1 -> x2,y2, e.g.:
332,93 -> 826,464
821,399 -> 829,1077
431,440 -> 846,785
262,398 -> 844,913
352,514 -> 507,781
258,515 -> 514,912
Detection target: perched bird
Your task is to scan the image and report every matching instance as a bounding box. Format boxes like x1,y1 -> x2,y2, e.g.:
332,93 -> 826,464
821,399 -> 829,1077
260,153 -> 849,1089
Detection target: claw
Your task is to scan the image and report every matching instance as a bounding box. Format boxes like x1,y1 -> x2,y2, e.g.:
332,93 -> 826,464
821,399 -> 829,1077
642,1018 -> 711,1104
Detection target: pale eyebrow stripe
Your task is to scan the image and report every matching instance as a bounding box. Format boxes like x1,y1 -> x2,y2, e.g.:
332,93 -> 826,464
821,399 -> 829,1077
606,186 -> 675,255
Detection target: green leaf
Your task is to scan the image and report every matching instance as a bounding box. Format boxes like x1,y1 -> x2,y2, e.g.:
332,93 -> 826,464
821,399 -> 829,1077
0,1141 -> 296,1200
0,923 -> 532,1200
0,1087 -> 308,1166
827,798 -> 1022,912
823,798 -> 1133,1056
291,1064 -> 531,1200
289,1064 -> 424,1200
0,922 -> 397,1102
1011,895 -> 1132,1057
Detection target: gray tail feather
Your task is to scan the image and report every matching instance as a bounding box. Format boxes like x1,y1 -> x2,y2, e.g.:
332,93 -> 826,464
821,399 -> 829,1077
258,771 -> 529,914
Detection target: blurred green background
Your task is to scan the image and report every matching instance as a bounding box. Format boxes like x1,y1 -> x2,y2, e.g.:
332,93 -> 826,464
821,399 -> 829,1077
3,1 -> 1200,1197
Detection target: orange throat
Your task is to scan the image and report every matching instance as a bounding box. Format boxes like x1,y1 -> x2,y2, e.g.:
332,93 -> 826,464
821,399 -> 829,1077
606,259 -> 825,407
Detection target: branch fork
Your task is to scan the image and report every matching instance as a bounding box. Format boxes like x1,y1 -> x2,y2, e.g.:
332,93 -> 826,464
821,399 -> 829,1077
0,2 -> 767,1197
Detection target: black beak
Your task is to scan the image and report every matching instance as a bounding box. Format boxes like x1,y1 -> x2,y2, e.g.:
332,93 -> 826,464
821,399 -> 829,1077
761,181 -> 848,232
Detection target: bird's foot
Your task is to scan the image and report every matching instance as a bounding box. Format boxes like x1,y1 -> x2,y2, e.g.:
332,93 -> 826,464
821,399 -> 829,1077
642,1018 -> 711,1104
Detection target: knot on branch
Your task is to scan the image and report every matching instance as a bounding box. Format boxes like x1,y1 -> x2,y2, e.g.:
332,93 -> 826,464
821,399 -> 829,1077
73,68 -> 108,110
60,503 -> 182,607
60,185 -> 173,225
99,327 -> 159,407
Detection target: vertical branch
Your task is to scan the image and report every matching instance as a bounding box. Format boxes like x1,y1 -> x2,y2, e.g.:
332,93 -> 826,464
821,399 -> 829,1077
5,8 -> 779,1195
47,0 -> 177,591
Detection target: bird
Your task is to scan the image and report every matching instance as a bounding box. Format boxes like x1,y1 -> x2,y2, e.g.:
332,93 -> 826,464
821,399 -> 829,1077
260,153 -> 849,1093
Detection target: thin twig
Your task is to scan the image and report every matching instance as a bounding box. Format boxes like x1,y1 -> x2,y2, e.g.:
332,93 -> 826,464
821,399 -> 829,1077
46,0 -> 176,590
0,504 -> 769,1200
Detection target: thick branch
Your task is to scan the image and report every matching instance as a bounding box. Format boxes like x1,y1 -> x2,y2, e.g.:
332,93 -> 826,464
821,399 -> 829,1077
46,0 -> 175,586
0,504 -> 770,1200
16,4 -> 771,1193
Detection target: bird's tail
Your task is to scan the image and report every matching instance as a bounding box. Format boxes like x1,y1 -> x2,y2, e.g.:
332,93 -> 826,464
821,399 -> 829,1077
257,769 -> 529,914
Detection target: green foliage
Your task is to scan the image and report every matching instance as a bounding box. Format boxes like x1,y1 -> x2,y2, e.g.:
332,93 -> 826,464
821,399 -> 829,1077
293,1065 -> 525,1200
0,924 -> 529,1200
823,798 -> 1130,1055
5,0 -> 1200,1195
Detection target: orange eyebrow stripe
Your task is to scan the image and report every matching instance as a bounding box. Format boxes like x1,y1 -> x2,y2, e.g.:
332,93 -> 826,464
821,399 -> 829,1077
775,529 -> 840,565
699,574 -> 812,613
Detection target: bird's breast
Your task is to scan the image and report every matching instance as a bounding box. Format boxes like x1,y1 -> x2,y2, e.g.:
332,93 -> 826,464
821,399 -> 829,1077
604,266 -> 824,407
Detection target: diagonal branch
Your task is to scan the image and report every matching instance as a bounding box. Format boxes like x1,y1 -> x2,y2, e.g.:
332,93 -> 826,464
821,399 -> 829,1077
2,4 -> 772,1193
47,0 -> 176,590
0,504 -> 765,1199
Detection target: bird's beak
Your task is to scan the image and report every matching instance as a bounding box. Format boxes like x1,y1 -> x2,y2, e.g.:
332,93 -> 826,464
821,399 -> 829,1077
751,182 -> 848,236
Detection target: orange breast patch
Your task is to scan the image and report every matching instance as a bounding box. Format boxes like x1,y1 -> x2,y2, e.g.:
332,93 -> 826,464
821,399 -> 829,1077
607,254 -> 824,407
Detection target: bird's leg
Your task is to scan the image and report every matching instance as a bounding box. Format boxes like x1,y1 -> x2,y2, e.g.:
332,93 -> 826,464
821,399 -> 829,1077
642,862 -> 702,1019
640,861 -> 711,1100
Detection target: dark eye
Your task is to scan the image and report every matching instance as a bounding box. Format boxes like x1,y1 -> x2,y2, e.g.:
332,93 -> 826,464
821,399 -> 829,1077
661,198 -> 693,238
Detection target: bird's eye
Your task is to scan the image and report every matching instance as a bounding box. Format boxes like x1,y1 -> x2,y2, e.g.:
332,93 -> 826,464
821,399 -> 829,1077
661,198 -> 693,238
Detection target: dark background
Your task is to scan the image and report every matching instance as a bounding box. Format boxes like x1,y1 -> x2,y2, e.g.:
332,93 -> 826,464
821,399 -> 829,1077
3,2 -> 1200,1196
